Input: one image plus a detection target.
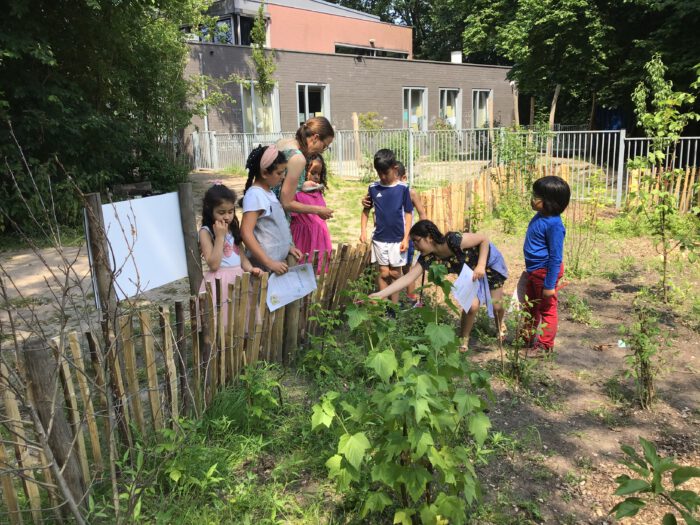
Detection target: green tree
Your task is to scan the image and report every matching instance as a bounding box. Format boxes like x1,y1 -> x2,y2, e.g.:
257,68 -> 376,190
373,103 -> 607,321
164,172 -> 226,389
0,0 -> 212,233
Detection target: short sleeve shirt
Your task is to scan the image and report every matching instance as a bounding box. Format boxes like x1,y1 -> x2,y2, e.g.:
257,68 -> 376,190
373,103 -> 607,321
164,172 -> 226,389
368,182 -> 414,242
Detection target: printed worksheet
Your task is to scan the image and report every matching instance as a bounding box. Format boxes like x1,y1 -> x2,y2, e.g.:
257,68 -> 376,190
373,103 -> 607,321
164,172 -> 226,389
452,264 -> 479,312
266,263 -> 317,312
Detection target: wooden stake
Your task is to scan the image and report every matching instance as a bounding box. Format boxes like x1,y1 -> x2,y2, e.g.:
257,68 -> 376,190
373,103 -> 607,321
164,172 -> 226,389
118,316 -> 145,436
160,307 -> 179,426
139,311 -> 163,432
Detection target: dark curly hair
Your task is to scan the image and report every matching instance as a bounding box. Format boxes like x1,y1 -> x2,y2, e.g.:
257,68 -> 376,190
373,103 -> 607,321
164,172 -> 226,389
409,219 -> 447,244
201,184 -> 241,245
244,144 -> 287,194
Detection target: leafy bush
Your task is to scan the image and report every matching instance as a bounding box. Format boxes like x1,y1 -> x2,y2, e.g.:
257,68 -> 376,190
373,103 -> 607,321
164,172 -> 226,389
312,298 -> 492,524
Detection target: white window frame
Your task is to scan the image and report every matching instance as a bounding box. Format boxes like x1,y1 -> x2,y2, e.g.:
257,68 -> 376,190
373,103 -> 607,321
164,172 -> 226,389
240,82 -> 281,133
439,88 -> 462,129
472,89 -> 492,128
296,83 -> 331,126
402,87 -> 428,132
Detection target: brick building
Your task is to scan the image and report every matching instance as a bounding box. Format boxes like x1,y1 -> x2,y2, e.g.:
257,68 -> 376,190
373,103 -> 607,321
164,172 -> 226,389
186,0 -> 513,134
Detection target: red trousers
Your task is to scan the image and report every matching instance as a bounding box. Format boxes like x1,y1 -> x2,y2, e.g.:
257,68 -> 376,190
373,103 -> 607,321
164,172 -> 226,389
525,265 -> 564,350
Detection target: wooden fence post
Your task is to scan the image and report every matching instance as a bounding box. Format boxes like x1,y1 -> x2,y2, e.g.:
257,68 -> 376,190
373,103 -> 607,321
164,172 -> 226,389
178,182 -> 203,296
23,337 -> 86,514
84,193 -> 117,342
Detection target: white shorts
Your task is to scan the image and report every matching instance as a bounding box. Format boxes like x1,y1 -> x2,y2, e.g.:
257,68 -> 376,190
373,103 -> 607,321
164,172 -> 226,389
371,240 -> 407,267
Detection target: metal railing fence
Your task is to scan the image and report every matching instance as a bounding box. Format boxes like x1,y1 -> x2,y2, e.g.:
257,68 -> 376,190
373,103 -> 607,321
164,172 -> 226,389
190,129 -> 700,209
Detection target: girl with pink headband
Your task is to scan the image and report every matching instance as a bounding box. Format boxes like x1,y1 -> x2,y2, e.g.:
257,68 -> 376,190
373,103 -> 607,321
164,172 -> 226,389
240,145 -> 303,275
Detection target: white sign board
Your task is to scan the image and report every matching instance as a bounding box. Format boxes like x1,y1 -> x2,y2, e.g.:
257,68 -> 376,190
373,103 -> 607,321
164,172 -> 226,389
91,192 -> 188,301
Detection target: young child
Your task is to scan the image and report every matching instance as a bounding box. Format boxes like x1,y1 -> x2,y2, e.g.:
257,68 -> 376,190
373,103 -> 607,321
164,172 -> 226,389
523,175 -> 570,355
398,161 -> 427,305
241,145 -> 303,275
369,220 -> 508,352
199,183 -> 261,322
360,149 -> 413,304
290,154 -> 332,273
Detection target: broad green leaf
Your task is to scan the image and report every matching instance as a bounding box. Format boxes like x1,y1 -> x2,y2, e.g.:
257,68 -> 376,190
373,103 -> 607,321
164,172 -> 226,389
680,510 -> 700,525
371,461 -> 402,486
402,466 -> 432,502
670,490 -> 700,511
311,403 -> 334,429
621,444 -> 648,470
347,307 -> 369,330
408,428 -> 434,458
453,390 -> 481,416
412,398 -> 430,423
611,497 -> 645,518
662,513 -> 678,525
468,412 -> 491,446
419,504 -> 438,525
673,467 -> 700,487
434,493 -> 466,523
394,508 -> 416,525
425,323 -> 454,350
169,469 -> 181,483
367,349 -> 398,383
415,375 -> 435,397
338,432 -> 371,471
640,437 -> 661,469
361,491 -> 392,517
614,478 -> 651,496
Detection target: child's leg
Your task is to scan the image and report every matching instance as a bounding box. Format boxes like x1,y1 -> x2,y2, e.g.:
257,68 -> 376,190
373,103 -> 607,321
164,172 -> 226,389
490,288 -> 506,337
535,265 -> 564,350
377,264 -> 392,296
523,272 -> 543,345
388,266 -> 402,303
459,297 -> 481,350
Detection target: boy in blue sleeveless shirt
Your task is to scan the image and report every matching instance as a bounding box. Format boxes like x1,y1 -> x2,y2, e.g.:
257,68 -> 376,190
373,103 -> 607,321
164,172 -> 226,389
360,149 -> 413,304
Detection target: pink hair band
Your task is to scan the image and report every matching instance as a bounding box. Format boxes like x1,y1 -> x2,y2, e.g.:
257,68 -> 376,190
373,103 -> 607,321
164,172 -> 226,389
260,145 -> 280,172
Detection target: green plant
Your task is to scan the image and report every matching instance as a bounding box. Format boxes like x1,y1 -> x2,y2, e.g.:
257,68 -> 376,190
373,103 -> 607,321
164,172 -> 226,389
619,297 -> 665,409
493,191 -> 532,234
250,1 -> 276,101
358,111 -> 385,131
611,437 -> 700,524
561,292 -> 600,327
465,193 -> 486,233
628,54 -> 700,302
312,298 -> 492,524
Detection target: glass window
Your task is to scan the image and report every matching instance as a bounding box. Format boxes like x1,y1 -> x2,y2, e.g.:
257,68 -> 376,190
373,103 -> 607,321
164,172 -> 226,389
439,89 -> 461,129
472,89 -> 491,128
335,44 -> 408,59
297,84 -> 330,127
239,15 -> 255,46
403,88 -> 427,131
242,83 -> 280,133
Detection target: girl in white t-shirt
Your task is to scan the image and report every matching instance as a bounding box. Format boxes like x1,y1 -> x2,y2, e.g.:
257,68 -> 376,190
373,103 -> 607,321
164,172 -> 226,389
241,145 -> 302,274
199,183 -> 261,323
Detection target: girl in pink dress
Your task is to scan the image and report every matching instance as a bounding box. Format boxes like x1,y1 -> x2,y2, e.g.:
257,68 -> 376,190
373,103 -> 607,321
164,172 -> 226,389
290,155 -> 332,273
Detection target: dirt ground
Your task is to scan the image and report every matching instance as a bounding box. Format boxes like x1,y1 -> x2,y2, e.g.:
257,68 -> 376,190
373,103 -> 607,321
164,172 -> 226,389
1,171 -> 698,524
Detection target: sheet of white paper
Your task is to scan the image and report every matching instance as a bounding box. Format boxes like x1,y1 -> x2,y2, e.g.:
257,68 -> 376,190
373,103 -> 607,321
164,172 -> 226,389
508,270 -> 529,313
94,193 -> 188,301
452,264 -> 479,312
266,263 -> 317,312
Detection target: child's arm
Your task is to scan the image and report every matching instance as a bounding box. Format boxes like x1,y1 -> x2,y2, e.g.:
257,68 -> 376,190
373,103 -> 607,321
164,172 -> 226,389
240,210 -> 289,275
239,249 -> 263,276
369,263 -> 423,300
401,212 -> 412,252
360,207 -> 370,244
409,188 -> 427,221
543,221 -> 566,296
280,155 -> 333,219
459,232 -> 490,281
199,221 -> 228,271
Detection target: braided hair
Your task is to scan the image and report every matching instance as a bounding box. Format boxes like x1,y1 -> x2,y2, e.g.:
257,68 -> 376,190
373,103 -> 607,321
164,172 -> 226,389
201,184 -> 242,245
295,116 -> 334,158
243,144 -> 287,194
410,219 -> 447,244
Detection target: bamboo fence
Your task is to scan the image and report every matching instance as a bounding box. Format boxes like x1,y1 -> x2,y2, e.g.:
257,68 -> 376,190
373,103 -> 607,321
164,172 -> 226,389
0,244 -> 369,524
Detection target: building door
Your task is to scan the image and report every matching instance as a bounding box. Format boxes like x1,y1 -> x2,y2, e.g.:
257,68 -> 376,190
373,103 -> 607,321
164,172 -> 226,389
403,87 -> 427,131
439,88 -> 461,129
472,89 -> 491,128
297,83 -> 330,126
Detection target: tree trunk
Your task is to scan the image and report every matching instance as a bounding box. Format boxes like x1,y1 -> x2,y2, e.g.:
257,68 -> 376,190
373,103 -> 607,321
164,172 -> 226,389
588,92 -> 596,130
548,84 -> 561,131
529,96 -> 535,126
512,83 -> 520,129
